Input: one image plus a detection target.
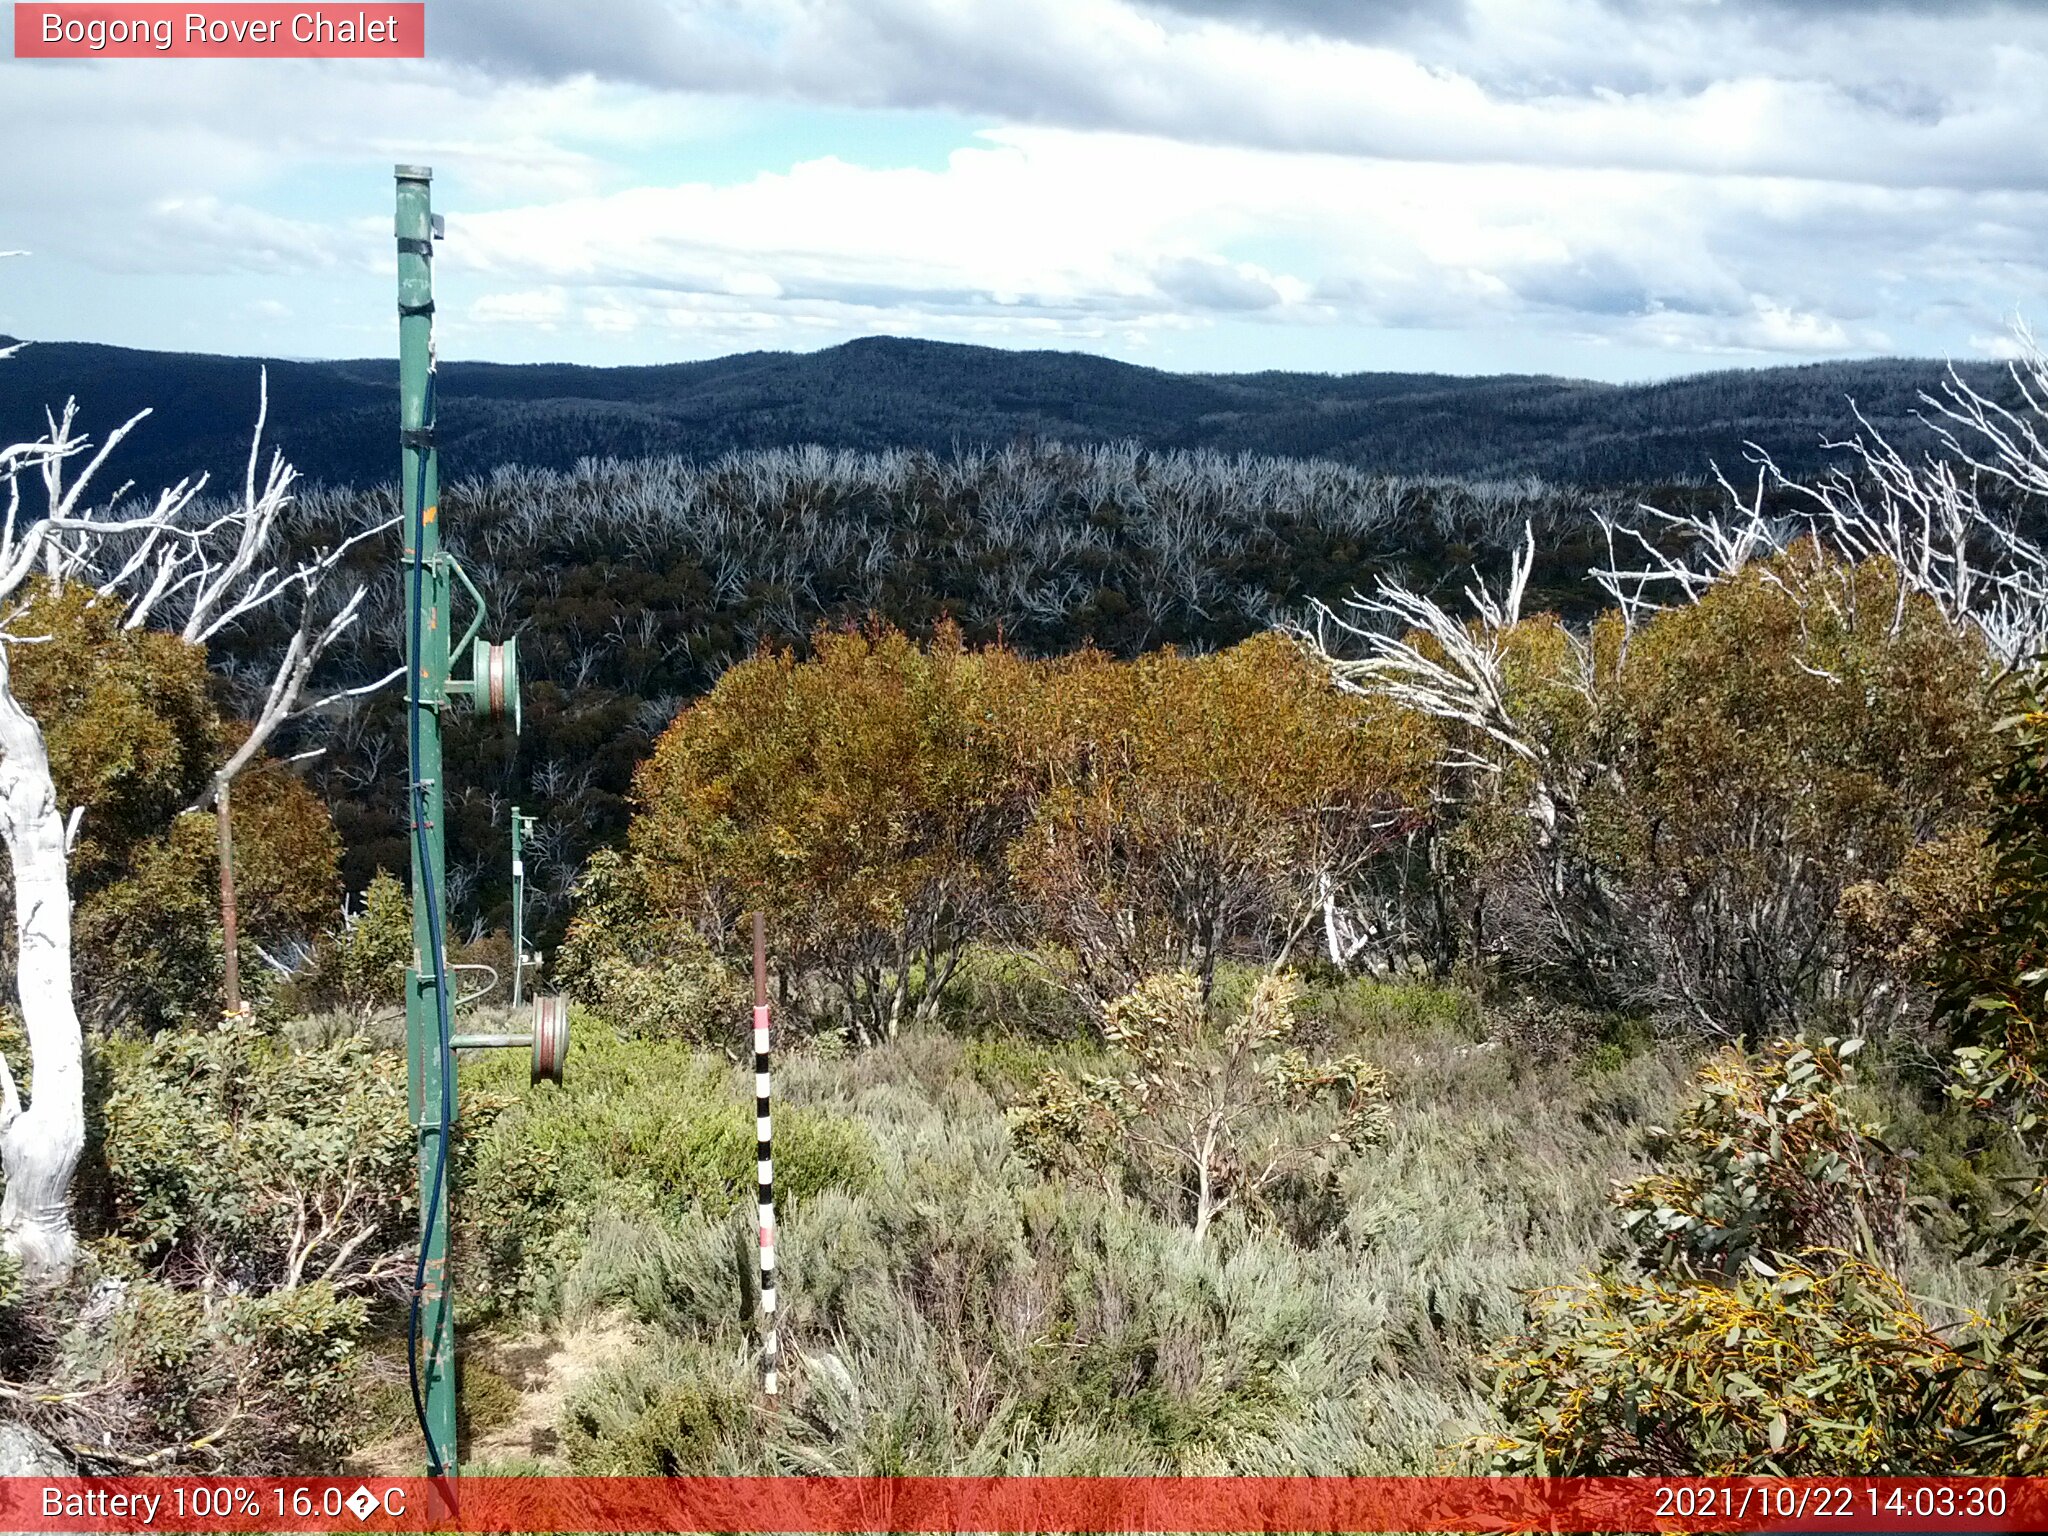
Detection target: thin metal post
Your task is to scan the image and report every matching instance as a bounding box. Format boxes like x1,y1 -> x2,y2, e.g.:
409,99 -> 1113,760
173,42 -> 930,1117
216,771 -> 242,1016
753,911 -> 779,1401
397,162 -> 458,1481
510,808 -> 528,1008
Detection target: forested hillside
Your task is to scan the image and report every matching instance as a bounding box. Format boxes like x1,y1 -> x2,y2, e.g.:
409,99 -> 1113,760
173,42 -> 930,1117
231,447 -> 1709,942
0,332 -> 2008,492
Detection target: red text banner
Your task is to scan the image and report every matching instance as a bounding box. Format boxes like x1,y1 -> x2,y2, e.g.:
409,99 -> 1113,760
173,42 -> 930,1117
13,5 -> 425,58
0,1476 -> 2039,1533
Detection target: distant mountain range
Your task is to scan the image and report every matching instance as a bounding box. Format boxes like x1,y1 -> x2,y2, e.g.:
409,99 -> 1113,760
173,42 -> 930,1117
0,333 -> 2009,493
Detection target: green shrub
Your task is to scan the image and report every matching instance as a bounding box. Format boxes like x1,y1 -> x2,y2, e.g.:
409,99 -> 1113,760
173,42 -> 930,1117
1314,976 -> 1482,1041
73,817 -> 228,1033
0,579 -> 345,1032
276,869 -> 412,1024
213,1282 -> 370,1459
1614,1036 -> 1906,1276
960,1033 -> 1071,1105
1477,1033 -> 2019,1475
560,1339 -> 753,1473
100,1016 -> 413,1293
457,1019 -> 879,1315
58,1275 -> 368,1470
557,1209 -> 745,1336
337,870 -> 412,1018
943,946 -> 1090,1041
1483,1257 -> 1989,1474
1931,672 -> 2048,1134
1584,1012 -> 1659,1074
554,849 -> 746,1043
575,952 -> 744,1045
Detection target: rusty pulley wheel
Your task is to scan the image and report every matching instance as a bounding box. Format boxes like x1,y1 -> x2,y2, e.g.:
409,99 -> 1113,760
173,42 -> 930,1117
470,634 -> 522,735
531,993 -> 569,1086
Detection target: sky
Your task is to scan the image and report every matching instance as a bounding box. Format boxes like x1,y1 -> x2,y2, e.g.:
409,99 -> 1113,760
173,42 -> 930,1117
2,0 -> 2046,381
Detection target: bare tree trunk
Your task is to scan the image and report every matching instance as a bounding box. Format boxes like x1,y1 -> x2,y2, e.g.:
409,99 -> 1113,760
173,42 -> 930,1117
0,658 -> 82,1280
214,772 -> 241,1016
1191,1123 -> 1221,1246
1192,1177 -> 1213,1246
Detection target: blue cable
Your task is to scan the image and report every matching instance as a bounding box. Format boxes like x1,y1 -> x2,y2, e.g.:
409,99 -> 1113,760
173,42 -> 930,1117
403,361 -> 455,1478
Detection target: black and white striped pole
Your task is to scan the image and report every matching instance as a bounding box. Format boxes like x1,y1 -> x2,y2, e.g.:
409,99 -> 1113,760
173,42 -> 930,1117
753,911 -> 780,1401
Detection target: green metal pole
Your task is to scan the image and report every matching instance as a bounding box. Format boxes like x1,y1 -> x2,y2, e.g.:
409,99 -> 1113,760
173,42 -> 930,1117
396,163 -> 458,1481
510,808 -> 528,1008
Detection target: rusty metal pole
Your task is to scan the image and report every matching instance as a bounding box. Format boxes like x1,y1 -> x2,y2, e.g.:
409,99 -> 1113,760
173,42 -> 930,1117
215,772 -> 242,1016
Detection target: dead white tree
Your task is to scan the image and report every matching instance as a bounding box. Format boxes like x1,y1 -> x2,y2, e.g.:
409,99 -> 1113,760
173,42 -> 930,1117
110,372 -> 400,1013
1298,524 -> 1570,827
0,380 -> 392,1277
1310,330 -> 2048,778
1292,322 -> 2048,1015
1292,526 -> 1621,985
1589,332 -> 2048,664
0,408 -> 189,1278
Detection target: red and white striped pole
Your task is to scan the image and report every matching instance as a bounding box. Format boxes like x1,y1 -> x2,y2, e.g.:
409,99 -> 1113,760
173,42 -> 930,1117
752,911 -> 780,1401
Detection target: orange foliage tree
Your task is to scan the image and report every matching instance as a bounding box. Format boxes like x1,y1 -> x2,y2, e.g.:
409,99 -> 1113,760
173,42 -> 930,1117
1590,547 -> 1995,1036
1012,632 -> 1434,1003
630,621 -> 1038,1041
1348,544 -> 1998,1034
626,625 -> 1432,1031
1,580 -> 341,1031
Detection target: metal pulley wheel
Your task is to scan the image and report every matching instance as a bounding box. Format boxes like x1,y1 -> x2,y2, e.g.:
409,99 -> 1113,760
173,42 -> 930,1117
531,993 -> 569,1086
470,634 -> 522,735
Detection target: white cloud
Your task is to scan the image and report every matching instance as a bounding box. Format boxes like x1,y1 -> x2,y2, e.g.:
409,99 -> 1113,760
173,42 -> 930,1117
4,0 -> 2046,369
471,287 -> 571,328
423,127 -> 2030,356
1970,328 -> 2033,361
418,0 -> 2048,191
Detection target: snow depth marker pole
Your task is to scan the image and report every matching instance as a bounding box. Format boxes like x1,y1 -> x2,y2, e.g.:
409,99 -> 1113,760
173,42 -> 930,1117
754,911 -> 780,1401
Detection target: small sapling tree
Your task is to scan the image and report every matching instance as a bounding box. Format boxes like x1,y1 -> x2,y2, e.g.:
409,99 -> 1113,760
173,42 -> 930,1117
1009,970 -> 1389,1244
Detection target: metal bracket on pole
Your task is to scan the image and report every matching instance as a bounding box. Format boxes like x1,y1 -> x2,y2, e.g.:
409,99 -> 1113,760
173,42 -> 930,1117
442,555 -> 523,735
450,993 -> 571,1086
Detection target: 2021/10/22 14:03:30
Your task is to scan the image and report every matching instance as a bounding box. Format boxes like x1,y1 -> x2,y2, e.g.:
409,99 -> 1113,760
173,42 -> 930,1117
1650,1482 -> 2013,1523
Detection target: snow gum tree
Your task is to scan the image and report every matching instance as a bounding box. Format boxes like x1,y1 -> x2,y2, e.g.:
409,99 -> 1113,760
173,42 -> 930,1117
0,374 -> 390,1279
1300,328 -> 2048,1035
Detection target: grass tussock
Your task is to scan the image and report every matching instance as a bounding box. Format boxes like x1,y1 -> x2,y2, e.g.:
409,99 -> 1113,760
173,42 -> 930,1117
457,973 -> 1706,1474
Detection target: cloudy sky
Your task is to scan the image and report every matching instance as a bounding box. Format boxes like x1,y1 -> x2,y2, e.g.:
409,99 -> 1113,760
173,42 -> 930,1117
2,0 -> 2045,379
